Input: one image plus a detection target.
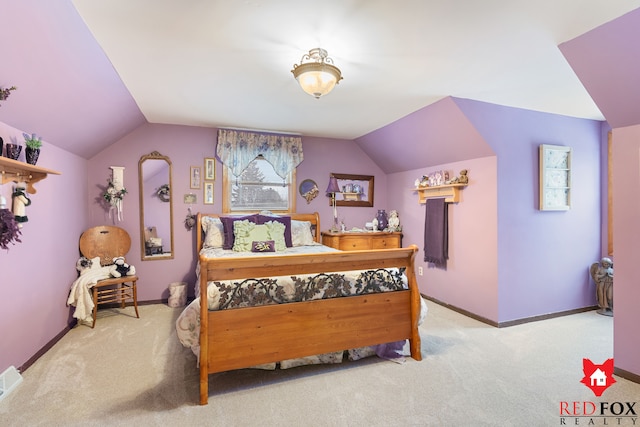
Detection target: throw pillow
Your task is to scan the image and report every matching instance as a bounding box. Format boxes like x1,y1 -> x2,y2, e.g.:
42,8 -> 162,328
264,221 -> 286,251
251,240 -> 275,252
257,214 -> 292,247
201,217 -> 224,249
291,220 -> 315,246
221,214 -> 258,250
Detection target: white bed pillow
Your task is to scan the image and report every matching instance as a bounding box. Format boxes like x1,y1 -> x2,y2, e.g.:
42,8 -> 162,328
201,217 -> 225,249
291,220 -> 315,246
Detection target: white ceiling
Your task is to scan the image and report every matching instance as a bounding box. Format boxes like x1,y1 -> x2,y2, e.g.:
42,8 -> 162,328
72,1 -> 640,140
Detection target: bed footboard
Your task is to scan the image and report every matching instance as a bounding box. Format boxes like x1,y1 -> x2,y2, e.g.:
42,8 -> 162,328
199,245 -> 422,405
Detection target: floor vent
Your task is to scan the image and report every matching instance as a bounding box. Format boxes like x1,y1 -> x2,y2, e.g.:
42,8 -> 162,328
0,366 -> 23,402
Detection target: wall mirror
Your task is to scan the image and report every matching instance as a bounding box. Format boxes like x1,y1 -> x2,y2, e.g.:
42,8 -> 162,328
139,151 -> 174,261
330,173 -> 374,207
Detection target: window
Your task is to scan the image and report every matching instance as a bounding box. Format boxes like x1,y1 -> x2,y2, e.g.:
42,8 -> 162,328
222,156 -> 296,213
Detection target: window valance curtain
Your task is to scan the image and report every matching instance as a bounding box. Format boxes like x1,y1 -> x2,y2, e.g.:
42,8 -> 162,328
216,129 -> 303,179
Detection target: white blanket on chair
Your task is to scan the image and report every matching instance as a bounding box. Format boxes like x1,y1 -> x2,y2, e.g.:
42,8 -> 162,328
67,267 -> 112,324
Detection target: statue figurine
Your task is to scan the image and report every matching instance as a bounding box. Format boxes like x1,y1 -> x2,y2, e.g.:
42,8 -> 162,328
387,210 -> 401,232
589,257 -> 613,316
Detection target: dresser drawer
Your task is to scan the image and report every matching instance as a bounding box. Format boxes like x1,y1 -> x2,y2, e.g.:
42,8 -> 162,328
338,237 -> 371,251
321,231 -> 402,251
371,236 -> 400,249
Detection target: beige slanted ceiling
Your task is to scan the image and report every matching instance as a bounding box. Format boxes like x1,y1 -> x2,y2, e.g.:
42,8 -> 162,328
73,1 -> 640,138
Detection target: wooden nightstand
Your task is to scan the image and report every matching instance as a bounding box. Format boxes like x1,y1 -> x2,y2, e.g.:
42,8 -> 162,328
321,231 -> 403,251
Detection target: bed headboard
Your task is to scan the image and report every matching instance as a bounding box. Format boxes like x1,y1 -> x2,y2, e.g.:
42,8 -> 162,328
196,212 -> 321,252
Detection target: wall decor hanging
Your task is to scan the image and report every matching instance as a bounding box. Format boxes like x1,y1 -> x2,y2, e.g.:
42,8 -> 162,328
204,182 -> 214,204
299,179 -> 319,204
190,166 -> 201,189
103,166 -> 126,222
539,144 -> 571,211
204,158 -> 216,181
0,86 -> 17,107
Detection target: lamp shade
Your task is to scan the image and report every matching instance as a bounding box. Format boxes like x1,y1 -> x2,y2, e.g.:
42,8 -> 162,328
325,176 -> 340,194
292,48 -> 342,99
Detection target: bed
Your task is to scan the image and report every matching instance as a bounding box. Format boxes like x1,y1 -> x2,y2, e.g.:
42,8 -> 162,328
176,211 -> 423,405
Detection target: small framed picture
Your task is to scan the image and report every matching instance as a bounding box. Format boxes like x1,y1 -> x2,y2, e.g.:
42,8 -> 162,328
204,182 -> 214,204
190,166 -> 201,189
204,158 -> 216,181
539,144 -> 572,211
183,193 -> 197,204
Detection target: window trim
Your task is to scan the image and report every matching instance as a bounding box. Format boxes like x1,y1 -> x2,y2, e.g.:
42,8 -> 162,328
222,159 -> 297,214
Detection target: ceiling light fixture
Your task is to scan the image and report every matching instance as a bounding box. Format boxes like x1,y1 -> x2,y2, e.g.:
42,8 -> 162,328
291,48 -> 343,99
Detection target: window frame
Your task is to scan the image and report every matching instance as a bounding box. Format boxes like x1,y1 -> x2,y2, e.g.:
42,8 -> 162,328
222,157 -> 297,214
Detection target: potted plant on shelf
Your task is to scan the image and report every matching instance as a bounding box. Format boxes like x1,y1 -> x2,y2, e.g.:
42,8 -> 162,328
23,133 -> 42,165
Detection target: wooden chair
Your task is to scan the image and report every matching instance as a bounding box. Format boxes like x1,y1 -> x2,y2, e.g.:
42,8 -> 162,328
79,226 -> 139,328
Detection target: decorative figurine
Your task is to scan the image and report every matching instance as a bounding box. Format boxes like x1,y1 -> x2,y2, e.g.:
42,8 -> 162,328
589,257 -> 613,316
11,183 -> 31,228
388,210 -> 401,232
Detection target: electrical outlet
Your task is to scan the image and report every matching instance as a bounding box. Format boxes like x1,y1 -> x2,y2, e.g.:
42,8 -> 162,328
418,267 -> 423,276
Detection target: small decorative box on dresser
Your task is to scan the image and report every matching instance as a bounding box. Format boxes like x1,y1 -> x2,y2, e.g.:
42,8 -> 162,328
321,231 -> 402,251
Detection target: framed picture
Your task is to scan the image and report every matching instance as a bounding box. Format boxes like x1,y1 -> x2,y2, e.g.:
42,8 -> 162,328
183,193 -> 197,204
204,158 -> 216,180
330,173 -> 374,207
204,182 -> 214,204
539,144 -> 571,211
190,166 -> 201,189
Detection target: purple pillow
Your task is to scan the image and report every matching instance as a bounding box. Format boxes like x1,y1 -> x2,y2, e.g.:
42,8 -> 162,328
220,214 -> 259,250
257,214 -> 292,247
251,240 -> 275,252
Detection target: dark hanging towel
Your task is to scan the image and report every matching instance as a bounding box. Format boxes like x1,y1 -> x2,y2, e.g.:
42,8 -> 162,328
424,198 -> 448,268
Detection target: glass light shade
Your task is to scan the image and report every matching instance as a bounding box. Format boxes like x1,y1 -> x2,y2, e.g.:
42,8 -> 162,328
292,57 -> 342,99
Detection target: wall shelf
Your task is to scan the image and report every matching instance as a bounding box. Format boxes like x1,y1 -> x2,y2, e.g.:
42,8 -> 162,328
0,156 -> 61,194
415,183 -> 467,203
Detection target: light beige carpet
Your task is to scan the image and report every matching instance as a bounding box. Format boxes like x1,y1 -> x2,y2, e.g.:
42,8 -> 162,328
1,300 -> 638,426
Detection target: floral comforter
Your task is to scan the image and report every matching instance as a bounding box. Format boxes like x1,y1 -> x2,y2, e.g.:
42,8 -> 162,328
175,244 -> 426,368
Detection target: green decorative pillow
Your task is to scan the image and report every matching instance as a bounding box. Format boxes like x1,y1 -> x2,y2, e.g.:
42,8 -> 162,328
232,220 -> 257,252
264,221 -> 286,251
233,220 -> 286,252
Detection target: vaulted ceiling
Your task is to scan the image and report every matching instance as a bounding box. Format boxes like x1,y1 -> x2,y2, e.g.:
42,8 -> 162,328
1,1 -> 639,159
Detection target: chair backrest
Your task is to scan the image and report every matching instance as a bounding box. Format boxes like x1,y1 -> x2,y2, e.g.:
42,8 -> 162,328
79,226 -> 132,266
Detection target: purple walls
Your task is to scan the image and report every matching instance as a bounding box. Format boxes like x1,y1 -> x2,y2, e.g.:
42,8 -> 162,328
559,7 -> 640,379
359,96 -> 602,324
356,97 -> 494,173
559,8 -> 640,129
611,125 -> 640,377
0,121 -> 88,373
454,99 -> 602,322
0,0 -> 145,159
86,125 -> 387,302
387,157 -> 499,321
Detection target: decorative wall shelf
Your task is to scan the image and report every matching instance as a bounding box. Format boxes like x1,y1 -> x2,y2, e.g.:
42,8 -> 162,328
415,183 -> 467,203
0,156 -> 61,194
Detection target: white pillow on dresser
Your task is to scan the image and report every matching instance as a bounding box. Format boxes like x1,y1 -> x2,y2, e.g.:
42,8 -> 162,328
201,217 -> 225,249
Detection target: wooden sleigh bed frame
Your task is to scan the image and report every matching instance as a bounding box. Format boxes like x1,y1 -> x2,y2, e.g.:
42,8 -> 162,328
196,212 -> 422,405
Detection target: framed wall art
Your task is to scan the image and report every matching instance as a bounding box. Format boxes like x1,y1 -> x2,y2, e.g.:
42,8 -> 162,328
539,144 -> 571,211
204,182 -> 214,204
204,158 -> 216,181
330,173 -> 374,207
190,166 -> 201,189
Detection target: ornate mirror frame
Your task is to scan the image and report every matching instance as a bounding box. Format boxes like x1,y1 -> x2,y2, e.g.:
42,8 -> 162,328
138,151 -> 174,261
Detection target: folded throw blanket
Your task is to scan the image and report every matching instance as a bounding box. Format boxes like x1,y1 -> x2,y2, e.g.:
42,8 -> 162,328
424,198 -> 448,268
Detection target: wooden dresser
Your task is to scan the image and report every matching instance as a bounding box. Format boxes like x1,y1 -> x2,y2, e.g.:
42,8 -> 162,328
321,231 -> 402,251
